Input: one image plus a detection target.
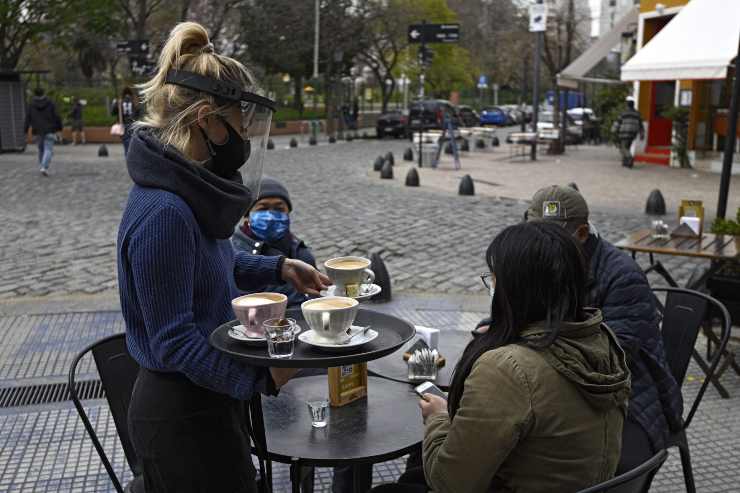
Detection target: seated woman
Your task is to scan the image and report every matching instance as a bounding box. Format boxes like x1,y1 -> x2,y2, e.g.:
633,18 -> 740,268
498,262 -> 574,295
231,176 -> 317,308
376,221 -> 631,493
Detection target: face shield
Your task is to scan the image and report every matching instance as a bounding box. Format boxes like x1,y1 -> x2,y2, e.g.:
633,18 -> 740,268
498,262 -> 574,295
165,69 -> 276,198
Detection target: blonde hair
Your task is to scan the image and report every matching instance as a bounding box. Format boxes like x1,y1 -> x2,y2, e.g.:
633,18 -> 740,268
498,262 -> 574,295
137,22 -> 257,156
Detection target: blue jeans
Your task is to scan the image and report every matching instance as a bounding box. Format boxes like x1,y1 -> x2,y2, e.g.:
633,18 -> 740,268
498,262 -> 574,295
122,126 -> 132,156
37,133 -> 55,169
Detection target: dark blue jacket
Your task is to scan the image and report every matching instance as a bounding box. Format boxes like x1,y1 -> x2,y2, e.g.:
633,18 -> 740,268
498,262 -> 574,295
585,235 -> 683,449
231,226 -> 316,308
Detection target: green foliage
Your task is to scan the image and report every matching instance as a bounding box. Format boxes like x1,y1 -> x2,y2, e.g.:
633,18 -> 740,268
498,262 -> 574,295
711,208 -> 740,235
662,106 -> 690,168
593,84 -> 630,142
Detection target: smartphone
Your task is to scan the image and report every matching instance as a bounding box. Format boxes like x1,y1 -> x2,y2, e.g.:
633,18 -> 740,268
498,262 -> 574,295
414,381 -> 447,401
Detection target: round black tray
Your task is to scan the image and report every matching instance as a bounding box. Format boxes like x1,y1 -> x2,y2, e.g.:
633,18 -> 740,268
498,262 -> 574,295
209,308 -> 415,368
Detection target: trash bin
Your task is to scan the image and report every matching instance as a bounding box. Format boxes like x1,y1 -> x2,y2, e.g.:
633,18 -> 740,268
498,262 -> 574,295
421,143 -> 438,168
0,72 -> 27,152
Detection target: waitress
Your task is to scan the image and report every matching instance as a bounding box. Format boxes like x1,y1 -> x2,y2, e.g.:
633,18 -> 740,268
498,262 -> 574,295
117,22 -> 329,492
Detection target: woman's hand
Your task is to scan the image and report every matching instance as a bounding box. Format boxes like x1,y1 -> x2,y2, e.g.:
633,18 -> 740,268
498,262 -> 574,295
281,258 -> 330,296
269,368 -> 299,388
419,394 -> 448,422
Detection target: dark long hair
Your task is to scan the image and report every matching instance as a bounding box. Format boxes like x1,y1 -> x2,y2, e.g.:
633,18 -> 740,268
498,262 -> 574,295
447,222 -> 589,417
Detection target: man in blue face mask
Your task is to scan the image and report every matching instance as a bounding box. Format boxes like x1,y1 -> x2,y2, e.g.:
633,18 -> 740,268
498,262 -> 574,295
231,176 -> 317,307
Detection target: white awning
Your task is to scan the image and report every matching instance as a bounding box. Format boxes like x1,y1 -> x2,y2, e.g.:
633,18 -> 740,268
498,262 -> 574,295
621,0 -> 740,81
558,7 -> 639,89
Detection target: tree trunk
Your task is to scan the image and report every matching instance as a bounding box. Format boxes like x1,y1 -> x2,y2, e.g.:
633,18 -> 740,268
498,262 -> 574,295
381,80 -> 395,114
551,82 -> 564,154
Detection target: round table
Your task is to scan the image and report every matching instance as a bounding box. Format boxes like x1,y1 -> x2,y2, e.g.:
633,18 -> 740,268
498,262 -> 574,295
368,330 -> 472,390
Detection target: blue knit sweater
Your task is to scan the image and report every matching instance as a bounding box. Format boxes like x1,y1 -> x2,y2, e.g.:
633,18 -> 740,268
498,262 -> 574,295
117,129 -> 282,400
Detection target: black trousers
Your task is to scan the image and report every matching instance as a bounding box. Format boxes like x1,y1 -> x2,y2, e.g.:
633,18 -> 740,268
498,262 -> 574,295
128,368 -> 258,493
617,418 -> 655,475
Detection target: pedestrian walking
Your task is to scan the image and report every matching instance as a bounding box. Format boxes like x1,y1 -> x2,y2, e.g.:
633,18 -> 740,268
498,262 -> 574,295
112,86 -> 140,156
612,96 -> 644,168
352,98 -> 359,130
69,97 -> 86,145
24,87 -> 63,176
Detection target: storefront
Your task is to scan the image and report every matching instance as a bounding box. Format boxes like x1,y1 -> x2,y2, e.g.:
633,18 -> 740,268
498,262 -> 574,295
621,0 -> 740,169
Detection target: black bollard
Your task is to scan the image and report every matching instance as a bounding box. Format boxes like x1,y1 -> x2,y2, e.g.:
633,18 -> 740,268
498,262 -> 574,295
460,139 -> 470,152
266,139 -> 275,150
567,182 -> 579,191
403,148 -> 414,161
492,136 -> 500,147
289,138 -> 298,148
369,252 -> 392,302
373,156 -> 385,171
645,189 -> 666,215
362,132 -> 369,139
97,144 -> 108,157
347,134 -> 354,142
444,142 -> 453,155
475,138 -> 486,149
385,151 -> 395,166
309,136 -> 317,146
380,160 -> 394,179
405,167 -> 420,187
329,136 -> 336,143
459,174 -> 475,196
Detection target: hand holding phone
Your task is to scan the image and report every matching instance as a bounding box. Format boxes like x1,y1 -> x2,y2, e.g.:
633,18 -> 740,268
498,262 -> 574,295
416,381 -> 448,421
415,381 -> 447,401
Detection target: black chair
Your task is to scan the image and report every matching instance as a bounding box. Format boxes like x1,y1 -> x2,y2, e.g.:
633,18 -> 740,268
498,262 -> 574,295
577,449 -> 668,493
652,287 -> 732,493
68,333 -> 141,493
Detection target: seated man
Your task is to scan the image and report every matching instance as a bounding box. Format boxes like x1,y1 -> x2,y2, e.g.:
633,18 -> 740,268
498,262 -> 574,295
232,177 -> 316,307
477,185 -> 683,474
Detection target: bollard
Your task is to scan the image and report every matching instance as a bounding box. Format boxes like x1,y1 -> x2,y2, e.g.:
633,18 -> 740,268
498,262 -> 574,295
309,136 -> 317,146
362,132 -> 369,139
346,134 -> 354,142
492,136 -> 500,147
380,160 -> 394,179
385,151 -> 395,166
266,139 -> 275,150
373,156 -> 385,171
645,189 -> 666,215
444,142 -> 453,155
329,136 -> 336,144
98,144 -> 108,157
460,139 -> 470,152
567,182 -> 579,191
405,167 -> 420,187
403,148 -> 414,161
475,138 -> 486,149
369,252 -> 392,302
459,174 -> 475,196
289,138 -> 298,148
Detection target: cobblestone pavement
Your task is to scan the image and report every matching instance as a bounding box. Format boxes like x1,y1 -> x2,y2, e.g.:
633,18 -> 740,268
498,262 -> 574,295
0,139 -> 706,301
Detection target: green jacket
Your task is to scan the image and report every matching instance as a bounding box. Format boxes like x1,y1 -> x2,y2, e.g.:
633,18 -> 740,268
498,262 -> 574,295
423,309 -> 631,493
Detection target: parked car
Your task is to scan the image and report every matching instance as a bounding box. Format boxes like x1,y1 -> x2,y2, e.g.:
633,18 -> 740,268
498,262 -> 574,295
376,110 -> 408,139
456,105 -> 480,127
479,107 -> 508,126
407,99 -> 459,133
536,111 -> 581,143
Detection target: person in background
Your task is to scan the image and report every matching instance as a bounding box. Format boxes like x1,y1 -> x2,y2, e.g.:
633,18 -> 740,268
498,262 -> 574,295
375,222 -> 631,493
231,176 -> 316,308
112,86 -> 140,155
613,96 -> 644,168
69,97 -> 86,145
24,87 -> 63,177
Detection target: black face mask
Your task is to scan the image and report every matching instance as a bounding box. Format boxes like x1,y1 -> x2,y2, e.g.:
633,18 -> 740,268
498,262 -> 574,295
200,116 -> 251,179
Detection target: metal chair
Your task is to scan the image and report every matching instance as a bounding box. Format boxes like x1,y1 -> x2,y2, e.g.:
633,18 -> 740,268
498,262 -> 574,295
68,333 -> 141,493
576,449 -> 668,493
652,287 -> 732,493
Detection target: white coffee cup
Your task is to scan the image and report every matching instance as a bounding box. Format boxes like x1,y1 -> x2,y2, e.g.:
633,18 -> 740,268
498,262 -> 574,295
324,256 -> 375,298
301,296 -> 359,343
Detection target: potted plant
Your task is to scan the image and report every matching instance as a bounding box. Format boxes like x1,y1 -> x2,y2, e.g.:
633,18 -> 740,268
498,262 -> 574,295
708,208 -> 740,303
711,207 -> 740,251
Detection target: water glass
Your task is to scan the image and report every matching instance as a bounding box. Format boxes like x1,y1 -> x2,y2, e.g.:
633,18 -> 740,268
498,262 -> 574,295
307,399 -> 329,428
651,219 -> 670,239
263,318 -> 296,359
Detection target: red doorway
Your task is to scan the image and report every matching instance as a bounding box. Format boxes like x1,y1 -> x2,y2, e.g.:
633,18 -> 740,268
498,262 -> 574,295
648,81 -> 675,147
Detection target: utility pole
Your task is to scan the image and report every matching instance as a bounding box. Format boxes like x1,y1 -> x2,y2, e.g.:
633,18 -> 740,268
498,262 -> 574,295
313,0 -> 320,80
716,36 -> 740,219
418,20 -> 427,168
531,0 -> 544,161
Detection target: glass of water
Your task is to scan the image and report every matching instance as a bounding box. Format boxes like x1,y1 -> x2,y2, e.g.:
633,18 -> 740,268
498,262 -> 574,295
651,219 -> 670,240
307,399 -> 329,428
263,318 -> 296,359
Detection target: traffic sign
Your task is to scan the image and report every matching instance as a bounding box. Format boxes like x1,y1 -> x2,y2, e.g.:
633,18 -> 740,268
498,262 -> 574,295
478,75 -> 488,88
117,40 -> 150,55
529,4 -> 547,32
408,24 -> 460,44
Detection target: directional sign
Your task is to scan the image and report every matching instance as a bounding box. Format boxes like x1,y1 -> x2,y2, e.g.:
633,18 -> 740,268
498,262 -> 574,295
529,4 -> 547,32
117,40 -> 150,55
408,24 -> 460,44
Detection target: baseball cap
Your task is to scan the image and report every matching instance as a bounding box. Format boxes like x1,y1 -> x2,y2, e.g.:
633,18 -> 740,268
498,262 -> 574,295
526,185 -> 589,226
626,96 -> 636,103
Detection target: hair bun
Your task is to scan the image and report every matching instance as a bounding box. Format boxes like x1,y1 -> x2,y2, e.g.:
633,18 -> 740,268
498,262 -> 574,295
201,42 -> 215,54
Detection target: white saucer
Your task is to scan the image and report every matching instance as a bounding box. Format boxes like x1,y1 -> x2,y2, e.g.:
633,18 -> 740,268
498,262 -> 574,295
298,327 -> 379,353
320,284 -> 382,301
228,324 -> 302,346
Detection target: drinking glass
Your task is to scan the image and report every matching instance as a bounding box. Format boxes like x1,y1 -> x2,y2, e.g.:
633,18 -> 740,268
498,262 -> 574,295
651,220 -> 670,239
263,318 -> 296,359
307,399 -> 329,428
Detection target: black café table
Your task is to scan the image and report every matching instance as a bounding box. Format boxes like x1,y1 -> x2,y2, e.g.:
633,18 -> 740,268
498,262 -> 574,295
210,308 -> 416,493
368,330 -> 472,390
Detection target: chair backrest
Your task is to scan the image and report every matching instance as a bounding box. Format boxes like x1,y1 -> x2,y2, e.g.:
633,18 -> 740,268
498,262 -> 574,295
652,287 -> 732,428
576,449 -> 668,493
68,333 -> 140,493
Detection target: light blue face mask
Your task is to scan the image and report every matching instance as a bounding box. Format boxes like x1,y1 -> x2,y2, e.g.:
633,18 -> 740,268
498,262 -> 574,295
249,210 -> 290,243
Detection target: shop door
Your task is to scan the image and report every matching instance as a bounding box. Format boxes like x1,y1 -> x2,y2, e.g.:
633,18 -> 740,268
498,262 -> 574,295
648,81 -> 675,147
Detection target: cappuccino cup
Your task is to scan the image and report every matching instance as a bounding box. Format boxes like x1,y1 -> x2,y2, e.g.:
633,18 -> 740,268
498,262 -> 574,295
324,256 -> 375,298
301,296 -> 359,343
232,293 -> 288,338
